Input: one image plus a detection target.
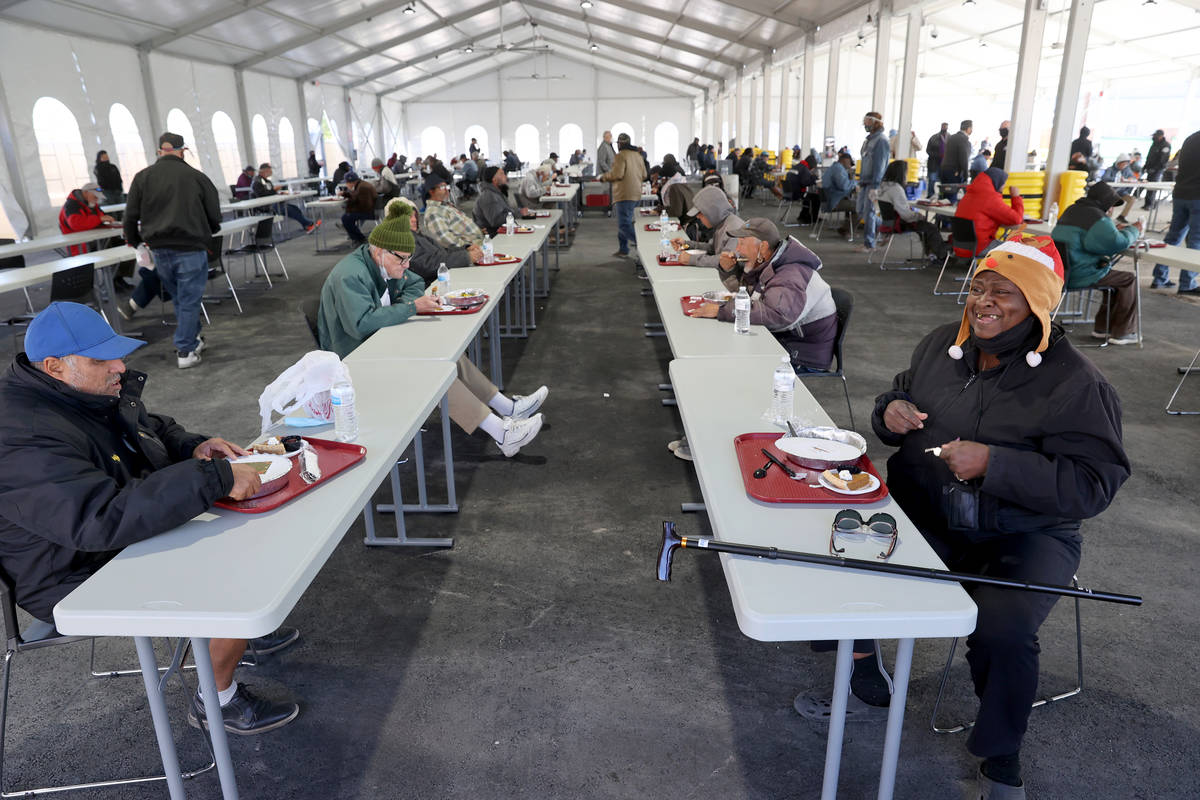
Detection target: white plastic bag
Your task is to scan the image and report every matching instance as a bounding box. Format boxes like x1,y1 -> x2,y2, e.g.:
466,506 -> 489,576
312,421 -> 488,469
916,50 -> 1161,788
257,350 -> 351,432
135,243 -> 153,268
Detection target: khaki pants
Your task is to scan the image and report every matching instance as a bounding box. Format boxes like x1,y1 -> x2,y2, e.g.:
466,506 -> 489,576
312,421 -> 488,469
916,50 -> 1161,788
1092,269 -> 1138,337
447,355 -> 497,434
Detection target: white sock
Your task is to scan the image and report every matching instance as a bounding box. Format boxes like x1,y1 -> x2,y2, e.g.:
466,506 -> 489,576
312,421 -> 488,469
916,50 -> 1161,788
199,680 -> 239,707
487,392 -> 515,416
479,414 -> 506,442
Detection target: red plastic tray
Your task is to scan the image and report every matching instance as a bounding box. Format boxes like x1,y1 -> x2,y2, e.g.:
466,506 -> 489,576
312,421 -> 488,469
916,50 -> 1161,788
644,223 -> 679,232
215,438 -> 367,513
419,293 -> 490,315
733,432 -> 889,504
478,253 -> 521,264
639,208 -> 660,216
656,254 -> 685,266
679,295 -> 708,315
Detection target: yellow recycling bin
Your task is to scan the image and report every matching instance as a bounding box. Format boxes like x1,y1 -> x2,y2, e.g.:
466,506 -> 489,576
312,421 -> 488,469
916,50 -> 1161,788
1057,170 -> 1087,217
905,158 -> 920,185
1003,171 -> 1047,220
781,149 -> 794,169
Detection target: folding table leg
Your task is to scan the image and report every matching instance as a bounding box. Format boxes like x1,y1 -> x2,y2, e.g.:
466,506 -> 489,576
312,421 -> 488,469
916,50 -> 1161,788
134,637 -> 187,800
821,640 -> 854,800
191,638 -> 239,800
876,638 -> 914,800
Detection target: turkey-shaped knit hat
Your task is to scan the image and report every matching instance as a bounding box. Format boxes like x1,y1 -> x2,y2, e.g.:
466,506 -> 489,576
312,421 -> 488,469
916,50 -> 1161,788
948,231 -> 1065,368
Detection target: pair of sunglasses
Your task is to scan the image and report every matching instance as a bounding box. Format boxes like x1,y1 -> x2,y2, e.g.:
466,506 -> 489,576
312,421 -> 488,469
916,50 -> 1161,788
830,509 -> 898,560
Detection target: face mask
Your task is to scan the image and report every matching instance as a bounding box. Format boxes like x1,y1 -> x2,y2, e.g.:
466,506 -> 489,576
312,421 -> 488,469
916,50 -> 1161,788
864,124 -> 873,133
999,128 -> 1009,137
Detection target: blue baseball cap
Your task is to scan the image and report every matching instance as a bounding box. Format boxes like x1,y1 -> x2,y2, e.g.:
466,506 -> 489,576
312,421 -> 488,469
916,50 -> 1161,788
25,302 -> 144,362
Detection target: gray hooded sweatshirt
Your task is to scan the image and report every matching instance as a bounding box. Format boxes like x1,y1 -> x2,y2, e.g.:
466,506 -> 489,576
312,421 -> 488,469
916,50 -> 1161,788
681,185 -> 745,269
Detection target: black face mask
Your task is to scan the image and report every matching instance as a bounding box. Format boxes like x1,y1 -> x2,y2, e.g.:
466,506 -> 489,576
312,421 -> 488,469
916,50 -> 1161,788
999,128 -> 1009,138
970,315 -> 1038,360
499,184 -> 510,197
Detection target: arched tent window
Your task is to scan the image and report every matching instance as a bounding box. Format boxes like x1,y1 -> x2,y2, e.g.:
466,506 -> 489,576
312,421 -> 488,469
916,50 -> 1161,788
321,113 -> 348,174
420,126 -> 447,162
108,103 -> 147,178
652,122 -> 679,166
464,125 -> 489,159
251,114 -> 270,167
558,123 -> 583,159
611,121 -> 635,146
165,108 -> 199,168
32,97 -> 89,206
210,111 -> 242,187
513,124 -> 539,167
278,117 -> 298,178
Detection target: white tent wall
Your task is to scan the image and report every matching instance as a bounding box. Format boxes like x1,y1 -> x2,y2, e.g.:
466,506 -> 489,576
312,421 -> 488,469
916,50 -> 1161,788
305,82 -> 354,172
0,21 -> 153,232
402,54 -> 691,166
348,89 -> 381,169
242,72 -> 305,178
381,98 -> 406,162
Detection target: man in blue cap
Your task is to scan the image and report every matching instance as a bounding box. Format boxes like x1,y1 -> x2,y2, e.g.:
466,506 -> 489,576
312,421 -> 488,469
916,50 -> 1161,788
0,302 -> 301,735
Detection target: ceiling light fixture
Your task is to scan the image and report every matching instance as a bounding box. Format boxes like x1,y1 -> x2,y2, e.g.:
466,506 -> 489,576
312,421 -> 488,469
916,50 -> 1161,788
962,0 -> 976,5
464,43 -> 474,53
403,3 -> 415,13
589,40 -> 599,51
580,0 -> 593,8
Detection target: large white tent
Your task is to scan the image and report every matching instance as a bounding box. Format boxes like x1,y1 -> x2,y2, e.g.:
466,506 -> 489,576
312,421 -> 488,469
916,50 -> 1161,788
1,0 -> 1198,237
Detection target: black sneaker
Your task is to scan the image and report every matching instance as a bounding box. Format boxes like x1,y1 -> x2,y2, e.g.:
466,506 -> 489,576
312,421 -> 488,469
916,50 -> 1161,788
188,684 -> 299,736
249,626 -> 299,656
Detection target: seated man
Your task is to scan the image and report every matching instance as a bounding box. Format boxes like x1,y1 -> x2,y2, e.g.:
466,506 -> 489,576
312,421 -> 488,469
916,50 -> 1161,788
749,152 -> 783,200
370,158 -> 399,200
473,166 -> 531,236
569,149 -> 583,166
339,171 -> 377,245
423,174 -> 484,249
1100,153 -> 1137,222
517,166 -> 550,209
458,155 -> 479,197
503,150 -> 522,173
970,149 -> 992,179
1051,181 -> 1141,345
0,302 -> 299,734
821,153 -> 856,235
235,165 -> 255,198
251,163 -> 320,233
382,198 -> 482,285
316,208 -> 546,457
669,185 -> 746,269
689,218 -> 838,372
953,168 -> 1023,259
58,182 -> 116,255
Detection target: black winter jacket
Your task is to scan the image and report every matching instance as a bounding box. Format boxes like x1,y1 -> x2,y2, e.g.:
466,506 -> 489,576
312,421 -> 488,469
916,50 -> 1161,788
871,323 -> 1129,541
0,356 -> 234,622
124,155 -> 222,251
411,231 -> 473,286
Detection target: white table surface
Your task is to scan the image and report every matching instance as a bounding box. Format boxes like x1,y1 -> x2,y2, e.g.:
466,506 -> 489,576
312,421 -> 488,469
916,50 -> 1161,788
53,360 -> 457,639
221,190 -> 317,213
0,225 -> 125,260
539,184 -> 578,203
0,245 -> 135,292
652,278 -> 788,360
669,357 -> 976,641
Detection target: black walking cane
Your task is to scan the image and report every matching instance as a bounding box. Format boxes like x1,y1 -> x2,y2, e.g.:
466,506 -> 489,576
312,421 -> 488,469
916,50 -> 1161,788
656,521 -> 1142,606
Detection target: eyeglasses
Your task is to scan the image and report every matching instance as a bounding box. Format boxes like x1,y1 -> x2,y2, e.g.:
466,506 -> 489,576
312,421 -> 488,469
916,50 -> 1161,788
386,250 -> 412,265
829,509 -> 898,560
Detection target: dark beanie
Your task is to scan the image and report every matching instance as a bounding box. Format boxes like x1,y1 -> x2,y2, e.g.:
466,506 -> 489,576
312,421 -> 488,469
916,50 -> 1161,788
368,199 -> 416,252
1086,181 -> 1123,209
483,165 -> 501,183
424,173 -> 447,194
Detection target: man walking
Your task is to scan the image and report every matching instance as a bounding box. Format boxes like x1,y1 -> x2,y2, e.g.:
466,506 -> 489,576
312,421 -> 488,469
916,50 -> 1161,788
123,132 -> 220,369
600,132 -> 647,259
941,120 -> 973,196
857,111 -> 891,253
1142,129 -> 1171,210
925,123 -> 948,198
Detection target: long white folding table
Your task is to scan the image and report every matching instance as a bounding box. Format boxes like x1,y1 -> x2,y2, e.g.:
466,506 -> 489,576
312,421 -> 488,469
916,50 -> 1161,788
669,357 -> 976,799
0,225 -> 125,261
303,197 -> 346,253
53,360 -> 458,800
539,184 -> 578,243
220,190 -> 317,216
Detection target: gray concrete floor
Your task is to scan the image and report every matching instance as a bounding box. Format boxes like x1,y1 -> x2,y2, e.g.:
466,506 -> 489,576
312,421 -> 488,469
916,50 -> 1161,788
0,197 -> 1197,799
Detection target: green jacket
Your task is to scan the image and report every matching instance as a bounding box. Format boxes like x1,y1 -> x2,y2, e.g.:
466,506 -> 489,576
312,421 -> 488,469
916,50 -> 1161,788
1050,200 -> 1138,290
317,244 -> 426,358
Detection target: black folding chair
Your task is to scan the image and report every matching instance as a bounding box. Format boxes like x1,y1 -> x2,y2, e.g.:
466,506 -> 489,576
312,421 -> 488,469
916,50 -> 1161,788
933,217 -> 979,298
871,201 -> 924,270
797,287 -> 855,430
1051,247 -> 1117,347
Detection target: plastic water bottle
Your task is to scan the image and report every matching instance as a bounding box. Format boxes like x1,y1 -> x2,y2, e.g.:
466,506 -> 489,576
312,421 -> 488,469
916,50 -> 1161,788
505,212 -> 515,235
436,262 -> 450,297
481,235 -> 494,263
1047,202 -> 1059,228
772,356 -> 795,426
659,233 -> 672,258
331,381 -> 358,442
659,208 -> 671,231
734,286 -> 751,335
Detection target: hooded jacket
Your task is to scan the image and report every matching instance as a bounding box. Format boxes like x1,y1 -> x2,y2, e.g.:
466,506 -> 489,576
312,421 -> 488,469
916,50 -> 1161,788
601,145 -> 647,203
716,236 -> 838,370
124,155 -> 222,252
318,243 -> 426,359
1144,136 -> 1171,175
1050,187 -> 1137,289
662,182 -> 695,222
1174,129 -> 1200,202
953,171 -> 1024,256
0,356 -> 234,622
679,187 -> 744,269
473,181 -> 521,234
821,162 -> 854,209
926,131 -> 947,166
94,161 -> 123,193
57,190 -> 107,256
871,322 -> 1129,540
410,231 -> 473,286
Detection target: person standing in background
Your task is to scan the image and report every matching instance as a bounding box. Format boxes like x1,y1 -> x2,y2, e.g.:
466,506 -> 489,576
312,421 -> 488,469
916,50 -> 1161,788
941,120 -> 973,196
94,151 -> 124,205
307,150 -> 321,177
600,132 -> 647,259
123,132 -> 221,369
926,122 -> 949,198
1152,129 -> 1200,294
1142,129 -> 1171,210
596,131 -> 616,175
857,111 -> 891,253
992,121 -> 1010,171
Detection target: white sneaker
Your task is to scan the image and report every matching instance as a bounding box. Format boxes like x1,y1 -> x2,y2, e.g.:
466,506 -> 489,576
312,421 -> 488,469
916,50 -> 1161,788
1104,332 -> 1139,345
118,299 -> 138,321
497,413 -> 543,457
511,386 -> 548,419
193,335 -> 207,356
177,350 -> 202,369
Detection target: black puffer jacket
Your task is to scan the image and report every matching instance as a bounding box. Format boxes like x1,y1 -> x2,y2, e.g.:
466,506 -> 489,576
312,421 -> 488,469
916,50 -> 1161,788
871,323 -> 1129,540
0,356 -> 234,622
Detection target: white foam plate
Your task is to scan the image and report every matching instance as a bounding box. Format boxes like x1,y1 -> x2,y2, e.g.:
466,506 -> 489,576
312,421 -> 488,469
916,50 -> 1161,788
817,471 -> 880,495
232,453 -> 292,482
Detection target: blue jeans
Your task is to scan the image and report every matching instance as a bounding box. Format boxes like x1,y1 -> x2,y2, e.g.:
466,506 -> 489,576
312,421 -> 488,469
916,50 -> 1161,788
151,248 -> 208,354
131,267 -> 164,308
925,168 -> 939,198
614,199 -> 636,254
342,212 -> 375,243
282,202 -> 314,229
1152,198 -> 1200,289
857,187 -> 878,248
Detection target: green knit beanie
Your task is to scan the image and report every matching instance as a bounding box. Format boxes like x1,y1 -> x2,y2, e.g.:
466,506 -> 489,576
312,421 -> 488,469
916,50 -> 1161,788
368,198 -> 415,252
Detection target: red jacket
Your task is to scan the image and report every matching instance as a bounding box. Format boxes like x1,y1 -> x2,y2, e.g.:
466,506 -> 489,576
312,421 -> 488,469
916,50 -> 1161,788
953,173 -> 1024,256
58,190 -> 107,255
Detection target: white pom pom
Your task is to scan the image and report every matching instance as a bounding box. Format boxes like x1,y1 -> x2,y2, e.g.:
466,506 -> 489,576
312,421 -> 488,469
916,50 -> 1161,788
947,344 -> 963,360
1025,350 -> 1042,367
